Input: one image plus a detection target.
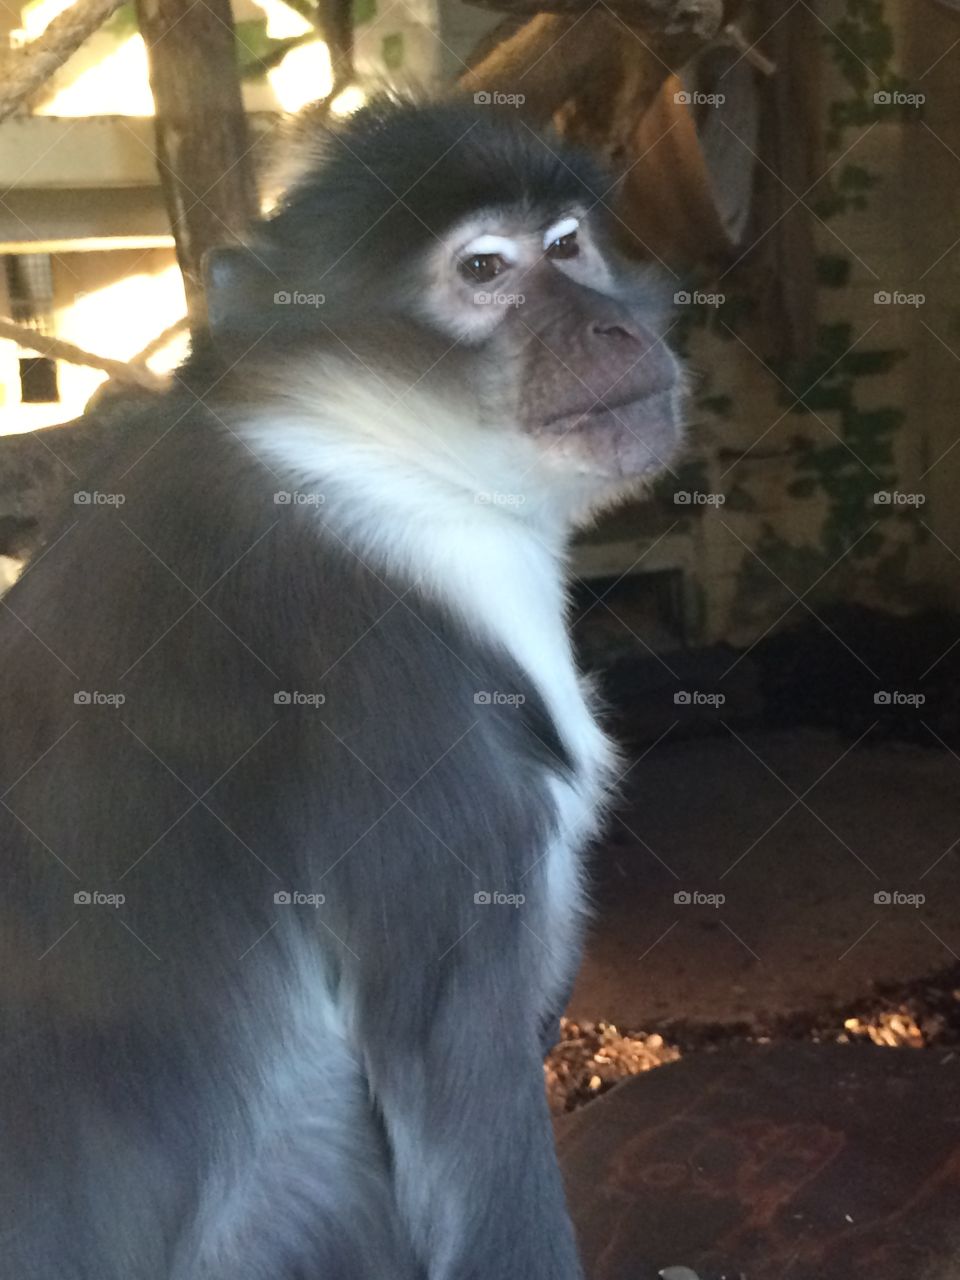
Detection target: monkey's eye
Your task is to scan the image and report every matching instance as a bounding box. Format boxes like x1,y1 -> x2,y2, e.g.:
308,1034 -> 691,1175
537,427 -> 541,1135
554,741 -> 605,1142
546,232 -> 579,260
543,216 -> 580,261
458,254 -> 508,284
456,234 -> 517,288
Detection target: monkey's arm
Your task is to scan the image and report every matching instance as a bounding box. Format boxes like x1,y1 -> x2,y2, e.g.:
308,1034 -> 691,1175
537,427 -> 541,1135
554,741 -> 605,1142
353,926 -> 585,1280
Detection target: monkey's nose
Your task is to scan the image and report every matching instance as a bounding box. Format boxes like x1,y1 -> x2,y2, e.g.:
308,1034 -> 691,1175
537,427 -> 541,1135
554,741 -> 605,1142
588,320 -> 640,344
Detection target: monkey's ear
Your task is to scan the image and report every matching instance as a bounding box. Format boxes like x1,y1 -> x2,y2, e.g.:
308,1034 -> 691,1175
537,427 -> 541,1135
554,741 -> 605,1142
203,245 -> 279,345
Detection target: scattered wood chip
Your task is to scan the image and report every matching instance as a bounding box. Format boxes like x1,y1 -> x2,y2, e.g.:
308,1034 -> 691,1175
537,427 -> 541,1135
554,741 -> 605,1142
546,966 -> 960,1114
544,1018 -> 680,1113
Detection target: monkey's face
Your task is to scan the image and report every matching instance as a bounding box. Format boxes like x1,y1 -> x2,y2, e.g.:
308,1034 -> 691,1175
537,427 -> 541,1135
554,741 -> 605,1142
417,206 -> 684,486
205,99 -> 685,503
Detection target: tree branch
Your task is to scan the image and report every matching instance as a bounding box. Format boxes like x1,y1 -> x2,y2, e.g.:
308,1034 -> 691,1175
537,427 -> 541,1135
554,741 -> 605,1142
460,0 -> 726,145
0,318 -> 166,392
0,0 -> 125,124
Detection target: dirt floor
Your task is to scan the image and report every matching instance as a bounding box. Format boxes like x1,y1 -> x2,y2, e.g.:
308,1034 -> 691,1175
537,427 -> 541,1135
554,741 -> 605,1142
547,724 -> 960,1279
570,727 -> 960,1030
543,724 -> 960,1115
549,613 -> 960,1273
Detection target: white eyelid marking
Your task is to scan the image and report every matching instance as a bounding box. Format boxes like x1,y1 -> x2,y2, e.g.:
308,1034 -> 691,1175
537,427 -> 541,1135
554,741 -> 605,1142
543,216 -> 579,249
459,234 -> 518,262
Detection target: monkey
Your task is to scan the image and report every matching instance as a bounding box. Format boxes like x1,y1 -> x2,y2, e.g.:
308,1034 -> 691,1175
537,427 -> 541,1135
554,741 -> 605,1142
0,95 -> 685,1279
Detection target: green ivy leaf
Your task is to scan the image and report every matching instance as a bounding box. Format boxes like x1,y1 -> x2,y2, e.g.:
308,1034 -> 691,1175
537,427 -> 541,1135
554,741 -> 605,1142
801,385 -> 852,413
838,164 -> 878,192
853,529 -> 886,558
850,407 -> 906,433
725,485 -> 758,512
816,255 -> 852,287
103,2 -> 139,37
382,31 -> 404,69
841,350 -> 904,376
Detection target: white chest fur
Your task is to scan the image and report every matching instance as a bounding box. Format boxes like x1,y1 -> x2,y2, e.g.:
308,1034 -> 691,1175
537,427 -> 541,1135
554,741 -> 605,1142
242,386 -> 617,932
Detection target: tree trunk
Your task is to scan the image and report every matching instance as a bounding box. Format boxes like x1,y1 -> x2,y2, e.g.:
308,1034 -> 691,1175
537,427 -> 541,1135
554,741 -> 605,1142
134,0 -> 258,333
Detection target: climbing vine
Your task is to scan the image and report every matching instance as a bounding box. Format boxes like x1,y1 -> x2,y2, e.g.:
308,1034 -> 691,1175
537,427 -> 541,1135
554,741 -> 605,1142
660,0 -> 921,630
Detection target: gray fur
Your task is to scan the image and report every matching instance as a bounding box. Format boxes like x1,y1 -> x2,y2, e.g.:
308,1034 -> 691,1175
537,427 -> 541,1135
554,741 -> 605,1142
0,395 -> 581,1279
0,96 -> 684,1279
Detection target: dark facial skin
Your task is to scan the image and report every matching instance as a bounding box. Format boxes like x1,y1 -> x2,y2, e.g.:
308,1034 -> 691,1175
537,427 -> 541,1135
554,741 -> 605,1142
504,262 -> 681,480
205,100 -> 685,488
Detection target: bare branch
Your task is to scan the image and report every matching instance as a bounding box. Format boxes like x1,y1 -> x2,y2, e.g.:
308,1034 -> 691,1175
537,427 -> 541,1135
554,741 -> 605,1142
129,315 -> 189,366
460,0 -> 725,137
0,0 -> 125,124
0,318 -> 166,393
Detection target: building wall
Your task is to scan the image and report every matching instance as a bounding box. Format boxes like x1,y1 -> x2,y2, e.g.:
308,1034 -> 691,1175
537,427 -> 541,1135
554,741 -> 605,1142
0,247 -> 184,434
900,11 -> 960,606
577,0 -> 960,646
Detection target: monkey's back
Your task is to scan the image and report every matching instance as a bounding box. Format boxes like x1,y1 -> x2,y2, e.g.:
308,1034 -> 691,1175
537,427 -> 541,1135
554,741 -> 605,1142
0,389 -> 578,1277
